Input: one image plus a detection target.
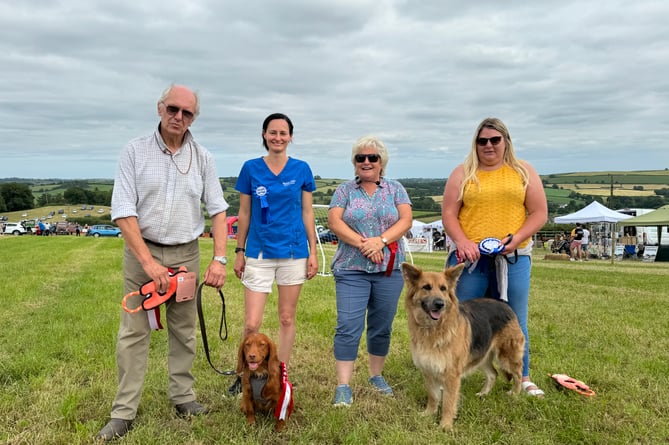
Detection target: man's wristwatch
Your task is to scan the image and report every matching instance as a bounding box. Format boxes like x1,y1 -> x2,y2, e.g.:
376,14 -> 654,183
235,247 -> 246,254
213,255 -> 228,265
381,236 -> 388,246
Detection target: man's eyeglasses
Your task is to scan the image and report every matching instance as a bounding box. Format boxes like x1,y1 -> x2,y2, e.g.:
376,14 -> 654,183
354,154 -> 380,163
476,136 -> 503,146
163,103 -> 195,121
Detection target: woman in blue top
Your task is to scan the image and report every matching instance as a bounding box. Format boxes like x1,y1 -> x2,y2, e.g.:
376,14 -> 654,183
232,113 -> 318,388
328,136 -> 412,407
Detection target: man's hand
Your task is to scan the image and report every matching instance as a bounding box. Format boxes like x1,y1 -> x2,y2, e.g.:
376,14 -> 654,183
203,261 -> 227,290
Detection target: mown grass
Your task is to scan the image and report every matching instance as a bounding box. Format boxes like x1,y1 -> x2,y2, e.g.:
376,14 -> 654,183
1,236 -> 668,444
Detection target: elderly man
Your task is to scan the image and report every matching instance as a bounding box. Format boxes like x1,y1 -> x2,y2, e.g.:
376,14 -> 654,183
97,84 -> 229,441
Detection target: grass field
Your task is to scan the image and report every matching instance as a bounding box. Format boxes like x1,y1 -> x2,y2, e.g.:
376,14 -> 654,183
1,205 -> 112,224
1,236 -> 668,444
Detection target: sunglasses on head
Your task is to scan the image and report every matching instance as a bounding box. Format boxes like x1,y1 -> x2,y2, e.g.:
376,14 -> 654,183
476,136 -> 503,146
355,154 -> 380,163
164,104 -> 195,121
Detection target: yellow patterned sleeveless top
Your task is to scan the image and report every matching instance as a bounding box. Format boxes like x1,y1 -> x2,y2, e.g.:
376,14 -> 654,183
458,164 -> 530,248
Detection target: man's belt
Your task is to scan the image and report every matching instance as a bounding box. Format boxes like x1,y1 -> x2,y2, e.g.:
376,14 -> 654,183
143,238 -> 192,248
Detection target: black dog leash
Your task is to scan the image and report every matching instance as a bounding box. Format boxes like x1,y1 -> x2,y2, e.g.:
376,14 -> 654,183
196,282 -> 236,375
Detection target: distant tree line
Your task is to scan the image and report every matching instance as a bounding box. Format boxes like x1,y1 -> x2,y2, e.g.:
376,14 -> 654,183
0,183 -> 34,212
0,182 -> 112,213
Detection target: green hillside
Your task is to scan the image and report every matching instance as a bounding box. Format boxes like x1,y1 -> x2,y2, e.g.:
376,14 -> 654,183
1,170 -> 668,224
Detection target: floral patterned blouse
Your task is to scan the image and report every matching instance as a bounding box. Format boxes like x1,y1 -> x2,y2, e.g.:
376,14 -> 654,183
329,178 -> 411,273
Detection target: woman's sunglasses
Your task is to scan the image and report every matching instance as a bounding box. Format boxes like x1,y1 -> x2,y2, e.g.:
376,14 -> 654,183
476,136 -> 503,146
355,154 -> 380,163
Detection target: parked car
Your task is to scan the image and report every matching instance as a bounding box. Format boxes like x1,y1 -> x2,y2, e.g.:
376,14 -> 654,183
318,230 -> 338,243
3,222 -> 28,235
86,224 -> 122,238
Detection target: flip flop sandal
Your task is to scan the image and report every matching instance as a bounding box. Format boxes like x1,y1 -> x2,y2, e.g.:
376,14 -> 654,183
521,381 -> 545,397
549,373 -> 596,397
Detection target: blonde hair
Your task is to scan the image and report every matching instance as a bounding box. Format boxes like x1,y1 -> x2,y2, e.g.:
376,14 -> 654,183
458,117 -> 529,201
351,135 -> 389,177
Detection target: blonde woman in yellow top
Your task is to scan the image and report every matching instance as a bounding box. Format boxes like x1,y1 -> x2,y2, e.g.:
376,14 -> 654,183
441,117 -> 547,397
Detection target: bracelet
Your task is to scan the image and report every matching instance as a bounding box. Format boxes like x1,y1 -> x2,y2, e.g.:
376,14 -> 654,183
235,247 -> 246,253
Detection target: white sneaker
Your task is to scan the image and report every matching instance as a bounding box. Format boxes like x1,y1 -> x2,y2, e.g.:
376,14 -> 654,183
570,258 -> 575,262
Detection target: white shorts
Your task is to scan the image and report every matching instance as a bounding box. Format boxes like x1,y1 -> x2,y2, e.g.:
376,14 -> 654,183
242,256 -> 307,293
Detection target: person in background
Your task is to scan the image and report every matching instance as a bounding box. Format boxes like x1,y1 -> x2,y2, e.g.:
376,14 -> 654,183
228,113 -> 318,395
328,136 -> 412,407
441,117 -> 547,397
97,84 -> 229,442
570,223 -> 584,261
580,224 -> 590,260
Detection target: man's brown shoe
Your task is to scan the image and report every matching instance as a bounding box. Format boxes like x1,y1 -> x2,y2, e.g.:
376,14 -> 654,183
175,400 -> 209,417
95,418 -> 133,442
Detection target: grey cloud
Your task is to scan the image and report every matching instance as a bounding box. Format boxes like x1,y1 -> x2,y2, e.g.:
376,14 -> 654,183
0,0 -> 668,179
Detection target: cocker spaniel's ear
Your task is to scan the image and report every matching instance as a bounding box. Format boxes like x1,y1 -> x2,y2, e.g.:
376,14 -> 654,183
267,338 -> 280,373
236,336 -> 247,374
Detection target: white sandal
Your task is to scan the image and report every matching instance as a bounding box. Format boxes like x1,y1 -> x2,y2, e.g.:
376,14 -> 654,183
522,381 -> 545,398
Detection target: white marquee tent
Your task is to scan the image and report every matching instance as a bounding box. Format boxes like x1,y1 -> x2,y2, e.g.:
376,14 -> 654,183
554,201 -> 633,263
554,201 -> 633,224
424,219 -> 444,231
409,219 -> 426,238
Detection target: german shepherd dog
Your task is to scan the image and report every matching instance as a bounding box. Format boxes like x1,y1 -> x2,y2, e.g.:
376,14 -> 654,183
401,263 -> 525,430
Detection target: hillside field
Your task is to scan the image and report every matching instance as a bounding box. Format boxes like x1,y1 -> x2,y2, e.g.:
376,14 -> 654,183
1,170 -> 667,224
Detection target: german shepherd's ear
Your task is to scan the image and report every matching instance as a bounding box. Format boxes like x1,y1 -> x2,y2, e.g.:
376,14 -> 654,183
444,263 -> 465,283
401,262 -> 422,284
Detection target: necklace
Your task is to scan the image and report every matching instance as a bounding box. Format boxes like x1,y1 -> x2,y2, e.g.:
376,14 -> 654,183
156,132 -> 193,175
170,143 -> 193,175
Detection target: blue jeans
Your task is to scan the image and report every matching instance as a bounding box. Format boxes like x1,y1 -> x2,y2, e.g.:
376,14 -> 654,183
447,253 -> 532,377
333,270 -> 404,361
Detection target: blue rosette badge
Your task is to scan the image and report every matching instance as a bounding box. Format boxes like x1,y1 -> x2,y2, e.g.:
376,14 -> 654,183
255,186 -> 270,224
479,237 -> 504,256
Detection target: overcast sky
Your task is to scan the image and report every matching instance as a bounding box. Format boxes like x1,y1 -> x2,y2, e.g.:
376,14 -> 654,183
2,0 -> 668,181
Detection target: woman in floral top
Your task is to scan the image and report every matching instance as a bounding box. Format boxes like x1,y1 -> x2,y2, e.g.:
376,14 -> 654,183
328,136 -> 412,407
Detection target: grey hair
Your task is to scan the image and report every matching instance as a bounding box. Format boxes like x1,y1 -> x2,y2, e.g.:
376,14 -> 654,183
157,84 -> 200,118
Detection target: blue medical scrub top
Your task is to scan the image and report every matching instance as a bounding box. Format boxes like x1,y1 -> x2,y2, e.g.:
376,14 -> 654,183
235,157 -> 316,259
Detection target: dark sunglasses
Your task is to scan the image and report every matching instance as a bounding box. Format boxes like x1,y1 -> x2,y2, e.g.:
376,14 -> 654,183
164,104 -> 195,121
476,136 -> 503,146
355,154 -> 380,163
